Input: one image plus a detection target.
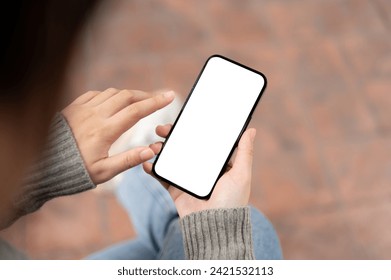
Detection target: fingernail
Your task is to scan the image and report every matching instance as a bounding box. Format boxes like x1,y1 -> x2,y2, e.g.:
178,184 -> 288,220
140,148 -> 154,161
163,90 -> 175,100
250,128 -> 256,143
149,142 -> 161,149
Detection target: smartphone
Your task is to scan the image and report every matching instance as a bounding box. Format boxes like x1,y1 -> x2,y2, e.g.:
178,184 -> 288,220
152,55 -> 267,199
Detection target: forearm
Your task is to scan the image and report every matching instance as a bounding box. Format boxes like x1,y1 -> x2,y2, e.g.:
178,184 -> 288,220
9,113 -> 95,225
180,206 -> 255,260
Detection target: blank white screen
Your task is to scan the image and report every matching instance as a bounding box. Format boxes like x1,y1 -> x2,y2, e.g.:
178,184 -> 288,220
154,56 -> 265,197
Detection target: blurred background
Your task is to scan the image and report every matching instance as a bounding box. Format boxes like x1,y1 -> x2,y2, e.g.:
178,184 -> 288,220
1,0 -> 391,259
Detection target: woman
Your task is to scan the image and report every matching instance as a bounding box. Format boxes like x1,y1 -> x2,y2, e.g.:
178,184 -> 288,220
0,1 -> 281,260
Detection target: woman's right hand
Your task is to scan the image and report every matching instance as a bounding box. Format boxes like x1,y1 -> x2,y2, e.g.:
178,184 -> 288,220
143,124 -> 256,218
62,88 -> 175,185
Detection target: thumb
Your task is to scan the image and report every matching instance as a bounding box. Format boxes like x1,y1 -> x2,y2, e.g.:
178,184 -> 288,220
93,147 -> 155,184
230,128 -> 256,181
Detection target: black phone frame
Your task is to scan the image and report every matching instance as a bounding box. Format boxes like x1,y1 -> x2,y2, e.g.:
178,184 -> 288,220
152,54 -> 268,199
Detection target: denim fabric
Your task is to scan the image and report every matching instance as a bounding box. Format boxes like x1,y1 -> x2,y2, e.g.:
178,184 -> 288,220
87,164 -> 282,260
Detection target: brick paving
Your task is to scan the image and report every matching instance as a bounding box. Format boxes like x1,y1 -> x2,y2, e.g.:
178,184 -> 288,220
1,0 -> 391,259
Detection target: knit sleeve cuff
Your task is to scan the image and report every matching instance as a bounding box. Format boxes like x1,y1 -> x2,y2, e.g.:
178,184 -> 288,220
14,113 -> 95,217
180,207 -> 255,260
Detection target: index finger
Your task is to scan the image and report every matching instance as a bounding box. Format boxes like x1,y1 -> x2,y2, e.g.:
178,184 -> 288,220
230,128 -> 256,182
109,91 -> 175,138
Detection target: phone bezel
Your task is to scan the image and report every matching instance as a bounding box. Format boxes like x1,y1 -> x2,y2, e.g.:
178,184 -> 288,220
152,54 -> 268,199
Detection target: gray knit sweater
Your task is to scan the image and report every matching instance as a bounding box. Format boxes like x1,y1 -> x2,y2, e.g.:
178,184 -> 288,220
1,114 -> 254,260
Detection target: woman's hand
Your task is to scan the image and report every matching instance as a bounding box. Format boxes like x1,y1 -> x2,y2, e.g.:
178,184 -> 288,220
143,124 -> 256,217
62,88 -> 175,184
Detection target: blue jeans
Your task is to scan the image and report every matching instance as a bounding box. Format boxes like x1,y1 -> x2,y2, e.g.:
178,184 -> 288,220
87,164 -> 282,259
